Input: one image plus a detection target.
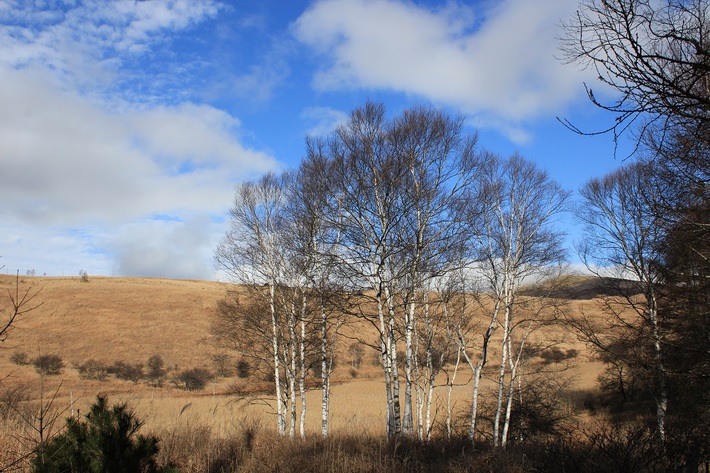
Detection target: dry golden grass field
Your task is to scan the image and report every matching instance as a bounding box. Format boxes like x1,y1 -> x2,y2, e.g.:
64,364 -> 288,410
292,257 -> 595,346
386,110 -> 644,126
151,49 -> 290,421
0,273 -> 607,463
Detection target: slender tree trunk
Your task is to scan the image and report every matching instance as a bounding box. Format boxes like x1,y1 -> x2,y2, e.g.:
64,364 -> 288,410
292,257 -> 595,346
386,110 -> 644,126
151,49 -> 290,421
387,290 -> 402,436
648,293 -> 667,445
403,295 -> 416,436
424,354 -> 435,441
446,347 -> 461,440
378,281 -> 402,437
493,301 -> 512,447
468,298 -> 500,445
299,291 -> 307,439
269,283 -> 286,435
375,288 -> 396,438
501,335 -> 519,447
320,300 -> 330,437
288,297 -> 297,438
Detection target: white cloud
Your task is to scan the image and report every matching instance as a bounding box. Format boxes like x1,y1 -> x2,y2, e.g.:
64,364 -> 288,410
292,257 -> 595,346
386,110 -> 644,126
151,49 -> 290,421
300,106 -> 349,136
109,215 -> 222,280
0,0 -> 222,100
293,0 -> 592,139
0,67 -> 276,227
0,221 -> 115,278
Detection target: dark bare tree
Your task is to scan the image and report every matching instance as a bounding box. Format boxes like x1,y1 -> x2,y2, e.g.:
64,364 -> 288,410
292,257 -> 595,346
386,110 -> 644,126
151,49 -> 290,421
575,161 -> 669,443
561,0 -> 710,157
1,269 -> 41,348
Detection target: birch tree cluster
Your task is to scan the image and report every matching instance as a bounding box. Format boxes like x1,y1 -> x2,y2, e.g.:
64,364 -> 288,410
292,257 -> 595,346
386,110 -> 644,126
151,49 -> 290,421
214,103 -> 570,444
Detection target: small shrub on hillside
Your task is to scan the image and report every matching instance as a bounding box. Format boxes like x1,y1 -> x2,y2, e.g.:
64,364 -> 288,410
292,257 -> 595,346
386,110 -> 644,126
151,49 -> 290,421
370,350 -> 382,367
348,342 -> 365,369
110,361 -> 144,383
33,354 -> 64,376
0,384 -> 30,419
209,353 -> 232,377
539,347 -> 579,365
77,359 -> 109,381
236,359 -> 250,378
10,351 -> 29,365
176,367 -> 213,391
146,355 -> 166,387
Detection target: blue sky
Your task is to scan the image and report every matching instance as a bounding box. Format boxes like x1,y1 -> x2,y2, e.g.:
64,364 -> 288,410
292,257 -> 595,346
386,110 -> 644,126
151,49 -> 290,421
0,0 -> 629,280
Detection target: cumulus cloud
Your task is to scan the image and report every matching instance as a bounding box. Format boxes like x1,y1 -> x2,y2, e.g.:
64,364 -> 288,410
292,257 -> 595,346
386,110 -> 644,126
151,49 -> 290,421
0,67 -> 276,226
110,216 -> 221,280
293,0 -> 591,139
0,1 -> 278,278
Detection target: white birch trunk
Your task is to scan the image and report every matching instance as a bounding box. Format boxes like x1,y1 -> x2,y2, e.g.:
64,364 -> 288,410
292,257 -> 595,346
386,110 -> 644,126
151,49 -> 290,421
299,292 -> 307,439
320,301 -> 330,437
403,296 -> 416,436
501,335 -> 518,447
493,302 -> 512,447
467,297 -> 500,444
383,283 -> 402,436
388,305 -> 402,436
288,297 -> 297,438
446,347 -> 461,439
269,282 -> 286,435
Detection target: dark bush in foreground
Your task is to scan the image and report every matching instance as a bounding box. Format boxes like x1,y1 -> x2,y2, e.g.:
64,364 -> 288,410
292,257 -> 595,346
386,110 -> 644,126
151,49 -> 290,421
33,395 -> 176,473
32,354 -> 64,376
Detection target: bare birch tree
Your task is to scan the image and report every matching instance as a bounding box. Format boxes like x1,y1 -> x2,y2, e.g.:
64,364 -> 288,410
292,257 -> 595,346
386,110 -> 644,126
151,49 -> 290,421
388,106 -> 479,437
315,102 -> 407,437
472,153 -> 569,447
287,148 -> 344,437
214,173 -> 290,435
313,102 -> 479,438
560,0 -> 710,157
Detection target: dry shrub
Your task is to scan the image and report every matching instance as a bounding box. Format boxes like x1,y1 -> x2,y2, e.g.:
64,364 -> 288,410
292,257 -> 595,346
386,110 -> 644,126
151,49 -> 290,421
32,354 -> 64,375
0,384 -> 30,420
76,359 -> 110,381
9,351 -> 29,365
236,359 -> 250,379
147,355 -> 167,387
109,360 -> 145,383
538,347 -> 578,365
174,368 -> 213,391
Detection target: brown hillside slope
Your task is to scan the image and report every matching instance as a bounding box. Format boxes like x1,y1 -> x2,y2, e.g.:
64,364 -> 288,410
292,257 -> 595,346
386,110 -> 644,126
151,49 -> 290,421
0,274 -> 606,436
0,275 -> 224,372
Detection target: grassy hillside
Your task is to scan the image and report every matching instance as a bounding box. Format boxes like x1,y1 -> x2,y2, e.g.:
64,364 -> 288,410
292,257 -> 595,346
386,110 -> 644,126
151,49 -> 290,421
0,273 -> 605,437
